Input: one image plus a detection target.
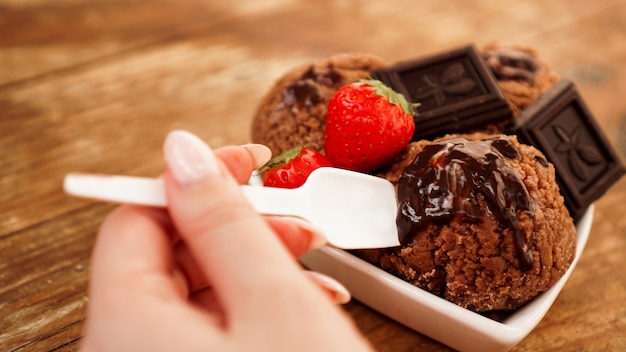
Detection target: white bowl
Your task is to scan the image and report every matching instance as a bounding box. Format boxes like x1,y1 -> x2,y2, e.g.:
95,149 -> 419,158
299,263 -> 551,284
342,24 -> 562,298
300,205 -> 594,352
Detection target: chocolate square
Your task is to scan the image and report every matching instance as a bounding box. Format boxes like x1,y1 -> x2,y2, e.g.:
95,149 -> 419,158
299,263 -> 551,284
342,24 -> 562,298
372,44 -> 512,141
511,80 -> 625,221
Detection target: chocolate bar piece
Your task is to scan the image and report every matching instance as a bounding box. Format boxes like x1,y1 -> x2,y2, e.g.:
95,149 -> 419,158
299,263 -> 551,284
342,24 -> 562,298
372,44 -> 512,141
510,80 -> 625,221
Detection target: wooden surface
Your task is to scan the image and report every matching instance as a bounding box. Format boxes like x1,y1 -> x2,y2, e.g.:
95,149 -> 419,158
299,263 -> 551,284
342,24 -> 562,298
1,1 -> 626,351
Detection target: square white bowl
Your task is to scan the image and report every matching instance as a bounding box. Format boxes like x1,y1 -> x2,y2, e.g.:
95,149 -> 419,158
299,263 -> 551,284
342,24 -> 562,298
300,205 -> 594,352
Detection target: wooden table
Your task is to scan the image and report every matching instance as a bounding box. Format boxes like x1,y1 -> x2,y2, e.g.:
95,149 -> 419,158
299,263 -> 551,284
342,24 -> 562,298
2,1 -> 625,351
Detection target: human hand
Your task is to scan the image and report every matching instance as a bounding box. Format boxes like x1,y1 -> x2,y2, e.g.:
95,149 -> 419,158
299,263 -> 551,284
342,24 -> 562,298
80,130 -> 373,352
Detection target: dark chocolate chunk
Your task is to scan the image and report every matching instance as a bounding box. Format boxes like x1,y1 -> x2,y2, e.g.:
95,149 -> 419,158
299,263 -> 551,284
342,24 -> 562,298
510,79 -> 625,221
372,44 -> 513,141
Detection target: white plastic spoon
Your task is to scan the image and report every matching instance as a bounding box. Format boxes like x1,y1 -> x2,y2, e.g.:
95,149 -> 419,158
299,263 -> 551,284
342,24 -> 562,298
63,167 -> 401,249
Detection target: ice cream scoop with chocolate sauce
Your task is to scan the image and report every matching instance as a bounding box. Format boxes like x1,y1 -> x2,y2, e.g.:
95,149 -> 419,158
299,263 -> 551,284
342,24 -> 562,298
356,133 -> 577,313
396,136 -> 536,271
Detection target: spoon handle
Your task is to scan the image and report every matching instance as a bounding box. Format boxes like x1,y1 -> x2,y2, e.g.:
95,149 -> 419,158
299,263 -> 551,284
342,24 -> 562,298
63,173 -> 307,218
240,185 -> 305,218
64,173 -> 167,207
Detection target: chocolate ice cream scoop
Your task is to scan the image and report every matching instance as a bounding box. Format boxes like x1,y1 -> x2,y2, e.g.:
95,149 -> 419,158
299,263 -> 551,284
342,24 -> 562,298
396,137 -> 535,270
356,133 -> 577,312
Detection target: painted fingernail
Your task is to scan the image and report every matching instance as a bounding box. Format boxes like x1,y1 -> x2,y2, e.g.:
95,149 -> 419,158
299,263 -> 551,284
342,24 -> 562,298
280,216 -> 327,250
164,130 -> 222,185
242,144 -> 272,169
306,226 -> 328,250
305,271 -> 351,304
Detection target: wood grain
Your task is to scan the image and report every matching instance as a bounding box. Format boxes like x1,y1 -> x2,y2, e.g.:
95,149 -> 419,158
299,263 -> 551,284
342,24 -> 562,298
1,0 -> 625,351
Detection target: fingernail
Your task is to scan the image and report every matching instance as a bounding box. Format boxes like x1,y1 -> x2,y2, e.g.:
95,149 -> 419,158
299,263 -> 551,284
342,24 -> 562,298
277,216 -> 327,250
305,271 -> 351,304
164,130 -> 221,185
242,144 -> 272,169
305,226 -> 328,250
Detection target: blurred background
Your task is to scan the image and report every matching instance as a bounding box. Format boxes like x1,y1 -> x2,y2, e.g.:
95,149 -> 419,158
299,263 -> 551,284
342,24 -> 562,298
1,1 -> 625,351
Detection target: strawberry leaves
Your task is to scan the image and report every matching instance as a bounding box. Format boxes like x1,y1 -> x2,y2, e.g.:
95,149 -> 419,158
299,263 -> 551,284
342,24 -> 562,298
357,79 -> 419,115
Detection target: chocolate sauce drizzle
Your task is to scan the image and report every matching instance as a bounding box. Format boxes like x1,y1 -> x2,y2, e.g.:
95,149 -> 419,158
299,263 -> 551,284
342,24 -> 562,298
396,137 -> 536,271
281,65 -> 343,112
483,48 -> 538,83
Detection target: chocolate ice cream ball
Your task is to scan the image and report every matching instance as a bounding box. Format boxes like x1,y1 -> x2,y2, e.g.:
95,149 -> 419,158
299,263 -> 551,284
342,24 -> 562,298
482,42 -> 559,117
357,133 -> 577,313
251,53 -> 388,156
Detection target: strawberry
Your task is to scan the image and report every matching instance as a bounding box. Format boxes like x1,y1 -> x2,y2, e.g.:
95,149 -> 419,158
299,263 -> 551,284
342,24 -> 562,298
261,147 -> 333,189
323,79 -> 416,172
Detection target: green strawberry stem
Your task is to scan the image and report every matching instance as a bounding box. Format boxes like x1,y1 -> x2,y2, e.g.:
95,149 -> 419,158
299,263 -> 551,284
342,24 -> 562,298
259,146 -> 303,173
357,79 -> 420,115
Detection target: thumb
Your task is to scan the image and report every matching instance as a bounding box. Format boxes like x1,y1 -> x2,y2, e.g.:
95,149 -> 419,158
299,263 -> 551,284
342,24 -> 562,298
162,131 -> 306,317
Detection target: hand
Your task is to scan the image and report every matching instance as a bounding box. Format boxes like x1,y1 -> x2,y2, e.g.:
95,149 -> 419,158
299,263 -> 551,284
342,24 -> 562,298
80,130 -> 373,352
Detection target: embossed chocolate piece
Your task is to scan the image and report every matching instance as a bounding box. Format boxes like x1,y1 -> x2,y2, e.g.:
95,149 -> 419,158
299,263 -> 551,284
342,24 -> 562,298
511,79 -> 625,221
372,44 -> 513,141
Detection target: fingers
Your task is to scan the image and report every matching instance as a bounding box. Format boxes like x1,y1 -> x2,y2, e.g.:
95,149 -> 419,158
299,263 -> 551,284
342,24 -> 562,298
186,271 -> 350,314
170,139 -> 327,295
175,216 -> 326,292
173,243 -> 208,292
162,130 -> 315,317
89,206 -> 182,315
304,271 -> 351,304
211,143 -> 328,258
213,144 -> 271,184
189,287 -> 226,325
263,216 -> 327,257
